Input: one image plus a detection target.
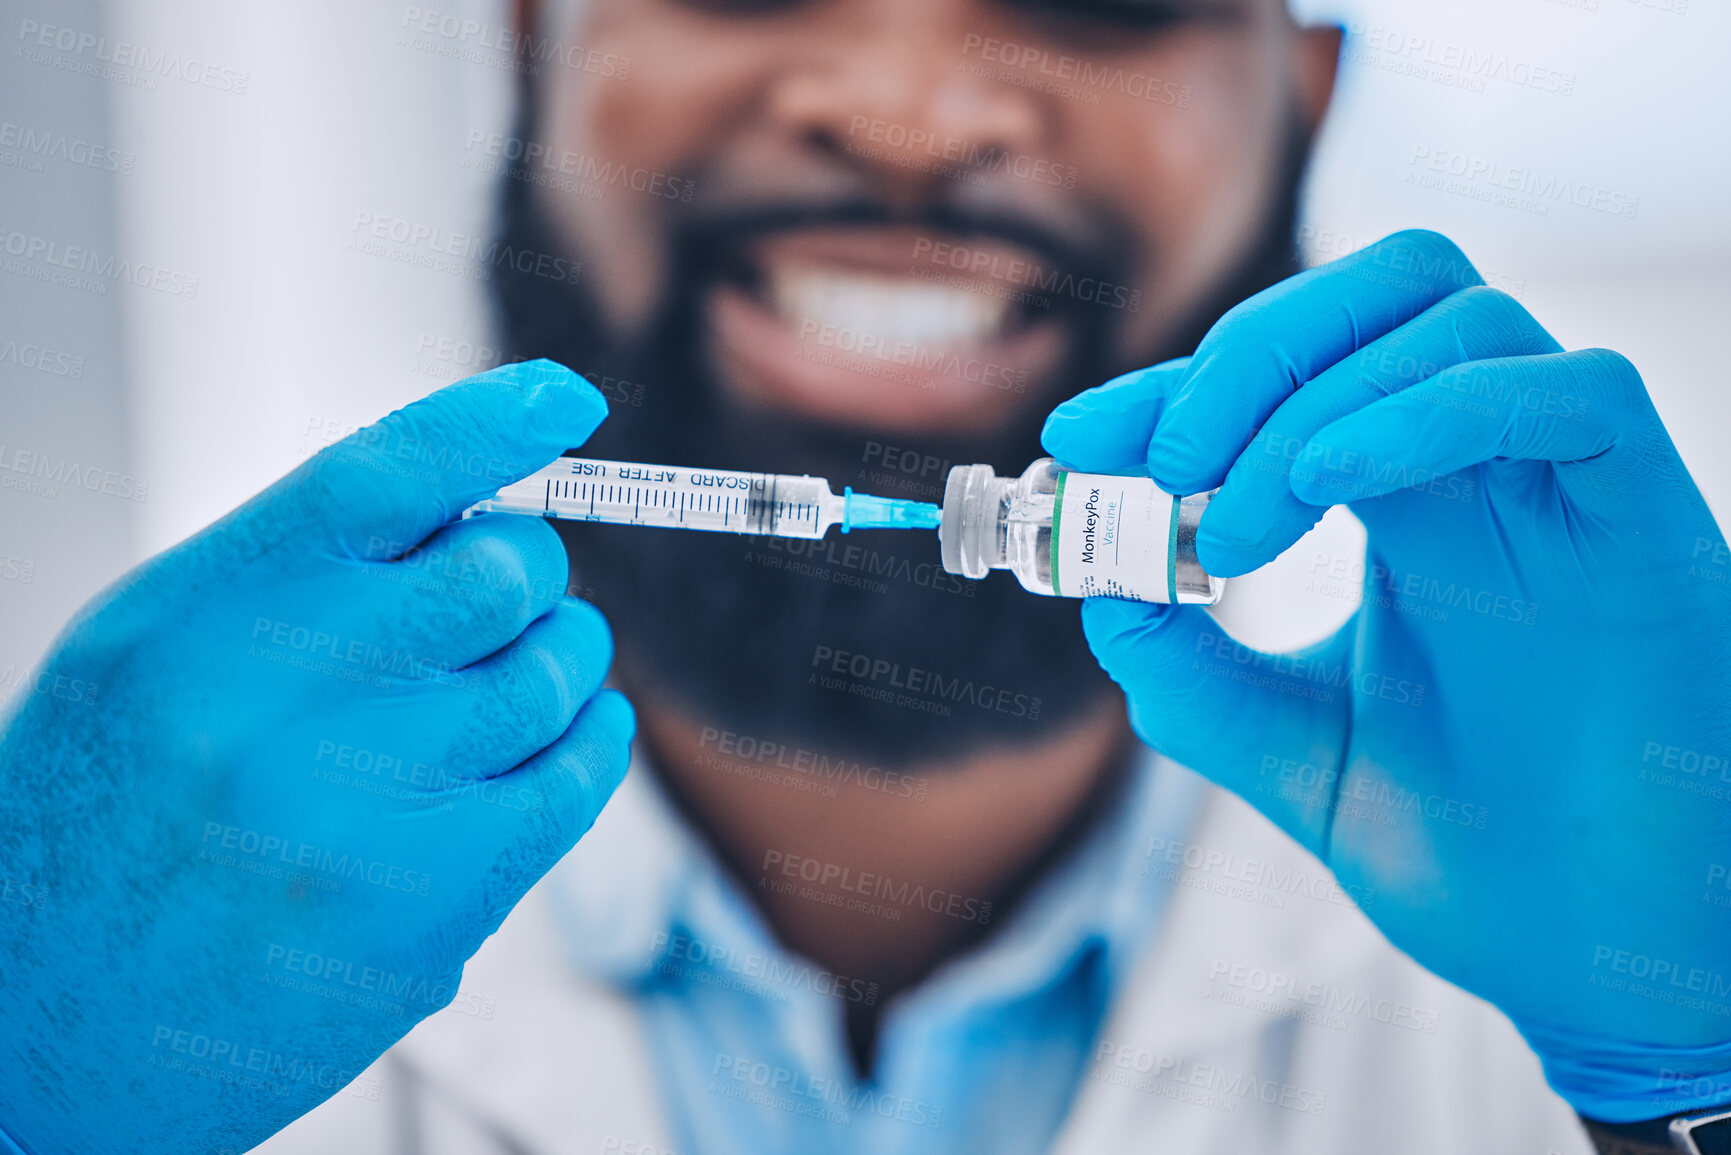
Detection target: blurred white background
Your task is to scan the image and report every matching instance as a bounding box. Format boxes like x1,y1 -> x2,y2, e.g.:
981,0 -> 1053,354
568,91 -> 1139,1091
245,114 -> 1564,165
3,0 -> 1727,670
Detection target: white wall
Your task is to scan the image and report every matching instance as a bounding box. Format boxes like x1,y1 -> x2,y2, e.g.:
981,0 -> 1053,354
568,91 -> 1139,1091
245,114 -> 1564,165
105,0 -> 515,557
0,0 -> 139,679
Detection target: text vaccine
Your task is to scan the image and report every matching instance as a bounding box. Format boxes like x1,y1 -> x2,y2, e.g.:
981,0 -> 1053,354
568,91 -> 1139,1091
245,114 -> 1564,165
937,458 -> 1224,605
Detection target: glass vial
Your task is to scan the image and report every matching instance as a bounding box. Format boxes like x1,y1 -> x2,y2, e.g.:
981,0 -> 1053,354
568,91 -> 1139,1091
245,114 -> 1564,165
938,458 -> 1224,605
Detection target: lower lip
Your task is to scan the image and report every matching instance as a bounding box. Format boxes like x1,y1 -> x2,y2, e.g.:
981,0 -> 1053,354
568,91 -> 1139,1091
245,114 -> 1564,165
705,281 -> 1067,435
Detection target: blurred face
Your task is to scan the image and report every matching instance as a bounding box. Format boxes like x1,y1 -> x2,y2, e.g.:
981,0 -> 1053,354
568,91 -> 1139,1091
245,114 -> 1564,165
535,0 -> 1327,437
496,0 -> 1337,767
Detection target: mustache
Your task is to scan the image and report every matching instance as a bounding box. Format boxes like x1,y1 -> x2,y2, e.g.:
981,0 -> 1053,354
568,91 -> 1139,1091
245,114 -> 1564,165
665,192 -> 1135,301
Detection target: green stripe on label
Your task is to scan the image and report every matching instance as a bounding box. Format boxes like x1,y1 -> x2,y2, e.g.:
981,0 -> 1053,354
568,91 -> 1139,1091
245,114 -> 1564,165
1050,471 -> 1068,596
1166,492 -> 1180,603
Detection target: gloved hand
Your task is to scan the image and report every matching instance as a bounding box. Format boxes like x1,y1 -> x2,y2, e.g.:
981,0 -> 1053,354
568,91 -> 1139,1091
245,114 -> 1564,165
1043,231 -> 1731,1123
0,360 -> 634,1154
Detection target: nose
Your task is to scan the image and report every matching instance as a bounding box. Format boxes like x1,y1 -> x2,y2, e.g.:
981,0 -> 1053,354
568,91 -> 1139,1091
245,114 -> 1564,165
763,2 -> 1050,201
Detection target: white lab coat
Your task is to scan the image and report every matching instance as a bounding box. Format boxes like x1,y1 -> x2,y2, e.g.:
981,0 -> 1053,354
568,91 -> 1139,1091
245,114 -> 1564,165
253,766 -> 1595,1155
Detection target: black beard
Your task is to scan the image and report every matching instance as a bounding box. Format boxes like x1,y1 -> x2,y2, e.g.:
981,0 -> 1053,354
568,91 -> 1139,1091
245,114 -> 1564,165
486,106 -> 1307,769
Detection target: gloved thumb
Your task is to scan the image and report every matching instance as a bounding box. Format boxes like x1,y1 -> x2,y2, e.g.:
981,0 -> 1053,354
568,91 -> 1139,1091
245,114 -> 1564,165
1082,598 -> 1348,856
1041,358 -> 1191,474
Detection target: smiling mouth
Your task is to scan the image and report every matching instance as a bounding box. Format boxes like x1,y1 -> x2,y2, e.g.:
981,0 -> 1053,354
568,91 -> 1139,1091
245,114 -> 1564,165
703,225 -> 1071,435
767,263 -> 1017,352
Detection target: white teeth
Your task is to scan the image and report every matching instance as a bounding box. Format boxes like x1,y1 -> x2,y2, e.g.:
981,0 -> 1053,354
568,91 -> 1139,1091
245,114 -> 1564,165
768,266 -> 1012,350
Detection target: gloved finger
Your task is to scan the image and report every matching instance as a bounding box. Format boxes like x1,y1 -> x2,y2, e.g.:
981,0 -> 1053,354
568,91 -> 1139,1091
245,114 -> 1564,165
1288,350 -> 1645,509
1147,230 -> 1483,496
367,512 -> 570,669
1040,359 -> 1191,472
1199,286 -> 1562,577
1081,598 -> 1349,856
236,359 -> 608,560
471,688 -> 636,905
420,597 -> 616,780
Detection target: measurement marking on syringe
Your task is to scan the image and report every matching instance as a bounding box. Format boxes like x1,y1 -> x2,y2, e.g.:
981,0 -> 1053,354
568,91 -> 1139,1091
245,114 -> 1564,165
535,479 -> 786,531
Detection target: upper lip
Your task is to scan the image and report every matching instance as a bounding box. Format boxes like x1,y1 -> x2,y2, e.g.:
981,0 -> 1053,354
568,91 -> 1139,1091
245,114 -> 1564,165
677,197 -> 1125,316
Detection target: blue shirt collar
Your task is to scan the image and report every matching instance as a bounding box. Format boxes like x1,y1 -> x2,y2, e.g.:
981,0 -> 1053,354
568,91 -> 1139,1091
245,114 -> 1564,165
546,746 -> 1204,1016
543,749 -> 1203,1155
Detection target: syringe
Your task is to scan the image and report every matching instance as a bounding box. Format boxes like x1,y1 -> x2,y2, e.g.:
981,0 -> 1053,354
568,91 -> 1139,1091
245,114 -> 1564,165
466,456 -> 941,539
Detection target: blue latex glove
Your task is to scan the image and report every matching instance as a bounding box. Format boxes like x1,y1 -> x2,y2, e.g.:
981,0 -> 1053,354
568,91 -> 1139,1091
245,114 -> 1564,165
0,360 -> 635,1154
1043,231 -> 1731,1123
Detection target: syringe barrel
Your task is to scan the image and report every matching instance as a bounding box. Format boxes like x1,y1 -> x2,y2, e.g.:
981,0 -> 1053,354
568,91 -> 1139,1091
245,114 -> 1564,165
467,456 -> 833,538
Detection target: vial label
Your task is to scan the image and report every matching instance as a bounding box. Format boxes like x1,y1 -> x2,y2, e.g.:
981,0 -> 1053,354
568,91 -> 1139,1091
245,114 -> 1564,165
1049,471 -> 1178,602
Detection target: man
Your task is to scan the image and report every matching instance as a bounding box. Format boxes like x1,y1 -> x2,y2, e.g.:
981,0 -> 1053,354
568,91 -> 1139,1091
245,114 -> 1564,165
2,1 -> 1727,1153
